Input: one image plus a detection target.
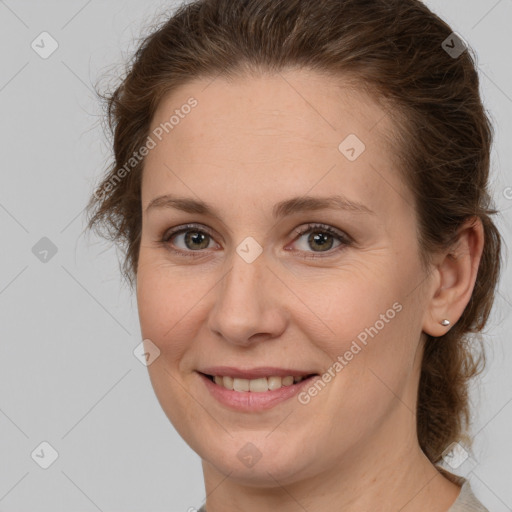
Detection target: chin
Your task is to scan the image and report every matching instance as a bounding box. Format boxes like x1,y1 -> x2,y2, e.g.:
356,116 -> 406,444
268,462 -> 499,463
198,433 -> 322,488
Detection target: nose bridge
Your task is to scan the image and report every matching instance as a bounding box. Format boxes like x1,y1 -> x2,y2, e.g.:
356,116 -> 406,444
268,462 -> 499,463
207,247 -> 285,345
218,249 -> 265,321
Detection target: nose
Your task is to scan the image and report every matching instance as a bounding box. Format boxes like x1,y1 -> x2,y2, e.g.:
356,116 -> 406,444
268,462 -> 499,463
206,249 -> 288,347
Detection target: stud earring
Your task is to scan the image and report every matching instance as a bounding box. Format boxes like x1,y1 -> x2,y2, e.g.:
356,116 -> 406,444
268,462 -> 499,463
440,319 -> 451,326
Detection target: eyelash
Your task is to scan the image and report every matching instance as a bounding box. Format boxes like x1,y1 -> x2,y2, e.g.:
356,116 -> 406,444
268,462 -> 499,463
159,223 -> 353,259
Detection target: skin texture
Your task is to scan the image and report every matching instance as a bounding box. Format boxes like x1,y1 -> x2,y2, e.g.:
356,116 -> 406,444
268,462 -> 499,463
136,69 -> 484,512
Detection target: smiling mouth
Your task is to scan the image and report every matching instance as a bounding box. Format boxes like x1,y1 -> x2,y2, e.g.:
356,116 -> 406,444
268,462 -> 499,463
200,372 -> 318,392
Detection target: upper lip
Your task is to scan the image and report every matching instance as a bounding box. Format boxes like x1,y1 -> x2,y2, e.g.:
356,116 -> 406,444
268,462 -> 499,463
198,366 -> 317,380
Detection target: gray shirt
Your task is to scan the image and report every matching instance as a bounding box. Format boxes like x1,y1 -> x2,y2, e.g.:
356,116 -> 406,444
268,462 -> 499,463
446,474 -> 489,512
195,474 -> 489,511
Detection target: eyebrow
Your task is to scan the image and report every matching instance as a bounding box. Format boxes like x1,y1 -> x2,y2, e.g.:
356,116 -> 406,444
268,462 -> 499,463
145,193 -> 375,219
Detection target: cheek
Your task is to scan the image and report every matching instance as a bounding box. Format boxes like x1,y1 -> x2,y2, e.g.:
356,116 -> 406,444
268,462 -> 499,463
136,262 -> 206,358
297,262 -> 420,397
294,262 -> 404,349
136,264 -> 209,429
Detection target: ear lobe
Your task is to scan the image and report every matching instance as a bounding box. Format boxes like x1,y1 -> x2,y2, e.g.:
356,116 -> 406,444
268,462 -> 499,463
422,217 -> 484,337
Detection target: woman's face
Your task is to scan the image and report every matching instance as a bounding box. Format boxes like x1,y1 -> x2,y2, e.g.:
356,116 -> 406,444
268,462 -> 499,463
137,69 -> 435,486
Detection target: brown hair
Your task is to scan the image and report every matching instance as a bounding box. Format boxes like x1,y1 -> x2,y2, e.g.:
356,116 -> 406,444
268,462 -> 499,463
86,0 -> 502,466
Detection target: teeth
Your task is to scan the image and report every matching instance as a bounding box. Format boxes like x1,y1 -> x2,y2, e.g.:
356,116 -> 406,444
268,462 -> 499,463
268,376 -> 283,390
233,378 -> 249,392
249,378 -> 267,392
211,375 -> 308,392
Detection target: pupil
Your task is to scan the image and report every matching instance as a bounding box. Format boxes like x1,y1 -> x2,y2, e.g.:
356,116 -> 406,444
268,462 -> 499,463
186,231 -> 209,250
309,231 -> 333,251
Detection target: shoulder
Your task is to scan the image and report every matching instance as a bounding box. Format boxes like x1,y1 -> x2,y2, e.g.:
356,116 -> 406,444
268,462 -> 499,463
438,468 -> 490,512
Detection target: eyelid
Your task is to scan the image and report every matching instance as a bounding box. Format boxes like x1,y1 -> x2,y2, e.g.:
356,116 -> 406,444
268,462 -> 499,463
162,223 -> 216,243
285,222 -> 352,258
291,223 -> 351,242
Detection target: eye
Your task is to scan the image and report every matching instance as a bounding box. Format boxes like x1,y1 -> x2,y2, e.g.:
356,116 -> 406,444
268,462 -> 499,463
160,224 -> 218,257
159,222 -> 352,259
288,223 -> 352,258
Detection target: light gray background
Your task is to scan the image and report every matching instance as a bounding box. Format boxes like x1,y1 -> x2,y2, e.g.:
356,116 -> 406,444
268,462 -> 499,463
0,1 -> 511,511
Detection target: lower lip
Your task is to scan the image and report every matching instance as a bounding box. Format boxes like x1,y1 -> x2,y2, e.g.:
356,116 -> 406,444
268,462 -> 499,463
198,372 -> 318,412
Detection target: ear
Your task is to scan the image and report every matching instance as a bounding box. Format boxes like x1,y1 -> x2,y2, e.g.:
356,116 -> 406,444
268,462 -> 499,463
422,217 -> 485,337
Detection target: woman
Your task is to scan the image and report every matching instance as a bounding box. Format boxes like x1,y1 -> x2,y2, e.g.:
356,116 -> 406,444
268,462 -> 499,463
87,0 -> 502,510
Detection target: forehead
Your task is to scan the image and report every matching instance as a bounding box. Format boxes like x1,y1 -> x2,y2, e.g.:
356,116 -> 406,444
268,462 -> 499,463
151,69 -> 395,148
143,69 -> 412,218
